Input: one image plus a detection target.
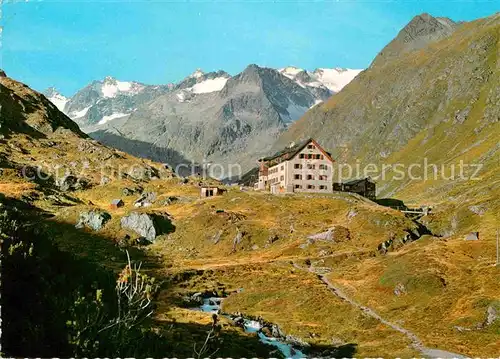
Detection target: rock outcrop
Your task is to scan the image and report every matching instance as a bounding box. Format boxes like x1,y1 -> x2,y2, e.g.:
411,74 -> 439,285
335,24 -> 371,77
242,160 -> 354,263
75,210 -> 111,231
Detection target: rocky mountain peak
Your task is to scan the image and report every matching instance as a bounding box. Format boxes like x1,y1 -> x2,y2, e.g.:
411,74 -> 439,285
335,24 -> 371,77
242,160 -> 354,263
43,86 -> 62,97
401,13 -> 456,42
103,75 -> 117,84
190,69 -> 205,79
42,87 -> 69,112
371,13 -> 457,68
237,64 -> 264,84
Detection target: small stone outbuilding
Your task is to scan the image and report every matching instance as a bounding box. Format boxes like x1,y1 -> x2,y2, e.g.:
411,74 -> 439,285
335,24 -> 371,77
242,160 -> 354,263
110,199 -> 124,209
200,186 -> 225,198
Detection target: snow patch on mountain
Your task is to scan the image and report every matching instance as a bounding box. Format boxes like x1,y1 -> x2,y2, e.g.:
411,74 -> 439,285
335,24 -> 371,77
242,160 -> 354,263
43,87 -> 69,112
280,66 -> 304,80
69,106 -> 91,119
98,112 -> 130,125
312,68 -> 363,92
190,69 -> 205,79
191,77 -> 228,94
48,93 -> 69,111
101,76 -> 145,98
278,67 -> 362,93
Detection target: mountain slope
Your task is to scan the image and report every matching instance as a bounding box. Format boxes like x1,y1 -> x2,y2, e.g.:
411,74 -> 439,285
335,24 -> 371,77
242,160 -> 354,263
0,74 -> 172,196
274,13 -> 500,239
1,77 -> 85,138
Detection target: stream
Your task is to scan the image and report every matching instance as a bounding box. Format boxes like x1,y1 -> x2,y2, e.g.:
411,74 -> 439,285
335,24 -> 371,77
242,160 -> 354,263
193,297 -> 307,359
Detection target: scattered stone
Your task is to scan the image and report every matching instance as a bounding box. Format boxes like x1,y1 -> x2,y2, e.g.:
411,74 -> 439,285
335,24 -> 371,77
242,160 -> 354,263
378,238 -> 394,254
75,210 -> 111,231
394,283 -> 407,296
135,237 -> 151,246
56,175 -> 89,192
482,306 -> 498,327
212,230 -> 223,244
117,234 -> 131,248
127,165 -> 159,181
161,196 -> 179,205
261,326 -> 272,337
134,191 -> 157,208
465,232 -> 479,241
307,225 -> 350,242
251,244 -> 259,250
453,325 -> 471,333
271,324 -> 285,338
122,188 -> 135,196
120,212 -> 158,242
454,106 -> 471,124
318,249 -> 331,257
331,336 -> 345,346
347,208 -> 358,221
267,234 -> 279,244
231,230 -> 244,253
468,205 -> 487,216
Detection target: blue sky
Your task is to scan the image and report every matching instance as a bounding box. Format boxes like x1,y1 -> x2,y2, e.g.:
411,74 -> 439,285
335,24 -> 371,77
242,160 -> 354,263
1,0 -> 498,95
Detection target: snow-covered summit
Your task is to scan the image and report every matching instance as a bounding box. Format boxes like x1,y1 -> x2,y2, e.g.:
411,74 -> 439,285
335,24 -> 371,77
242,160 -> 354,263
43,87 -> 69,112
190,69 -> 205,79
101,76 -> 145,98
278,66 -> 362,93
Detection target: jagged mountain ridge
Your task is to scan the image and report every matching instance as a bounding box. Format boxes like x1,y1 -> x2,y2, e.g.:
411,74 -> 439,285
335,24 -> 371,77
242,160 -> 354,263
89,64 -> 336,171
45,65 -> 360,130
44,77 -> 172,128
81,64 -> 360,172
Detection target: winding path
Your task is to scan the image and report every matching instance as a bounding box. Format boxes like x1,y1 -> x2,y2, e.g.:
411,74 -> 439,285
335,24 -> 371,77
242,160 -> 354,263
293,263 -> 468,359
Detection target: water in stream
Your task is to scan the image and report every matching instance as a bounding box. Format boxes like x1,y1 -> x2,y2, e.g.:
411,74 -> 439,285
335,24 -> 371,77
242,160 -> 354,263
194,297 -> 307,359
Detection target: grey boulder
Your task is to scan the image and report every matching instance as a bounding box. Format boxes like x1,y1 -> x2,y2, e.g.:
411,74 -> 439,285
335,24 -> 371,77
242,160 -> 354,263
120,212 -> 173,242
75,210 -> 111,231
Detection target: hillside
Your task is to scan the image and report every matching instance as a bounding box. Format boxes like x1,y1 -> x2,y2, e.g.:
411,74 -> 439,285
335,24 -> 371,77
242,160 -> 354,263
275,13 -> 500,235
